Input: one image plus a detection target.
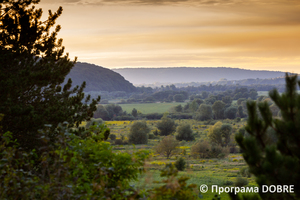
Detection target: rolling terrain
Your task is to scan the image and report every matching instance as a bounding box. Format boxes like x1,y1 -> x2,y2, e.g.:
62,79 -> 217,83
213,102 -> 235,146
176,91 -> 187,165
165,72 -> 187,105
114,67 -> 287,85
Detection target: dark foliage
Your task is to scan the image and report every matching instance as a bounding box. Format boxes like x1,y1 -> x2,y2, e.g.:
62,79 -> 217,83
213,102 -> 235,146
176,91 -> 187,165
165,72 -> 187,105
156,116 -> 176,136
175,157 -> 186,171
0,0 -> 100,151
129,121 -> 150,144
235,73 -> 300,200
176,124 -> 195,141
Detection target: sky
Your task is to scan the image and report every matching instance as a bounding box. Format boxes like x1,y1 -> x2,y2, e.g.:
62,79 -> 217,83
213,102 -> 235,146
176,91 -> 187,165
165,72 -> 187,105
38,0 -> 300,73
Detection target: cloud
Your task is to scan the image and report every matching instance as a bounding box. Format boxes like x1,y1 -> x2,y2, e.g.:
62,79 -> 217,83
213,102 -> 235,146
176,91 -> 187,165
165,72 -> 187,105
40,0 -> 300,6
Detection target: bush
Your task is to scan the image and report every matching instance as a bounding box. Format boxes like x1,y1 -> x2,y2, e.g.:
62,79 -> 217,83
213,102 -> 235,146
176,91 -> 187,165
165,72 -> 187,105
210,145 -> 229,158
156,116 -> 176,136
148,133 -> 156,139
109,134 -> 117,140
175,157 -> 186,171
191,141 -> 229,159
240,167 -> 251,178
176,124 -> 195,141
0,124 -> 149,199
191,140 -> 211,158
234,177 -> 249,187
114,139 -> 123,145
223,180 -> 234,186
128,121 -> 150,144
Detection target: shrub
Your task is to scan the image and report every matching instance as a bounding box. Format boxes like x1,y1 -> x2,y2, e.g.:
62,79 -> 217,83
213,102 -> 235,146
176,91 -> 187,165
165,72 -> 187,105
109,134 -> 117,141
175,157 -> 186,171
114,139 -> 123,145
223,180 -> 234,186
153,129 -> 159,136
128,121 -> 150,144
148,133 -> 156,139
0,124 -> 149,199
191,140 -> 211,158
210,145 -> 229,158
176,124 -> 195,141
150,164 -> 198,199
234,177 -> 249,187
156,116 -> 176,136
240,167 -> 251,178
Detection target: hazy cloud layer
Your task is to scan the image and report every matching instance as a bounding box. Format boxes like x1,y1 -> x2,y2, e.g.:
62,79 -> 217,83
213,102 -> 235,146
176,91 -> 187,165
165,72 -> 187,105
38,0 -> 300,72
41,0 -> 300,6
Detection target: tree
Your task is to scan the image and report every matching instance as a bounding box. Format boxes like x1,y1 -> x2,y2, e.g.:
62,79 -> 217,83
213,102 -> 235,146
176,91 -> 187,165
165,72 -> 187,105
155,135 -> 180,159
174,104 -> 183,113
235,74 -> 300,200
208,122 -> 232,147
176,124 -> 195,141
222,96 -> 232,106
156,115 -> 176,136
201,91 -> 209,99
173,94 -> 185,102
0,0 -> 100,151
224,106 -> 238,119
249,89 -> 258,100
131,108 -> 138,117
194,104 -> 212,121
212,100 -> 225,119
128,121 -> 150,144
237,105 -> 245,118
93,105 -> 110,120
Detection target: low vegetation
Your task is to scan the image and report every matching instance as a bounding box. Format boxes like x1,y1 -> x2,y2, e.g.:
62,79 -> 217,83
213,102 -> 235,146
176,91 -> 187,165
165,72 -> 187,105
1,0 -> 299,199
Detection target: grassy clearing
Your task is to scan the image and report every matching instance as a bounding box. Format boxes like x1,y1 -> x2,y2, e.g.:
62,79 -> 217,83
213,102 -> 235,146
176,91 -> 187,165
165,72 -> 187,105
118,102 -> 185,114
257,91 -> 269,96
103,118 -> 253,199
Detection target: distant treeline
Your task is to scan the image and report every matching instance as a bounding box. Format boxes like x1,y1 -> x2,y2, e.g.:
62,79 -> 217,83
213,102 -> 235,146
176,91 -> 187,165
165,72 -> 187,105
86,82 -> 283,105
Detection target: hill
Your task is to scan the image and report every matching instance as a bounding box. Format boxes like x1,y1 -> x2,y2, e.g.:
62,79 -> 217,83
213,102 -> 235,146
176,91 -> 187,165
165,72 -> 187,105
113,67 -> 286,85
64,62 -> 136,92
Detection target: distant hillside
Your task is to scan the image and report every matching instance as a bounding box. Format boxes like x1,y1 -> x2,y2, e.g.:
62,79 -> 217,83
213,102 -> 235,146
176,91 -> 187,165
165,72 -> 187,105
64,62 -> 136,92
113,67 -> 287,85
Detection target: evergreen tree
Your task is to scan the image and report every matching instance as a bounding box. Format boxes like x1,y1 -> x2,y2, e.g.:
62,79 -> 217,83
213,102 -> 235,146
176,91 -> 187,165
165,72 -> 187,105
235,74 -> 300,200
0,0 -> 100,150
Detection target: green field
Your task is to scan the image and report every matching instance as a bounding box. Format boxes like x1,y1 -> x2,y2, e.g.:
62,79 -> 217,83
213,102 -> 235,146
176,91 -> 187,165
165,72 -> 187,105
119,102 -> 185,114
257,91 -> 269,96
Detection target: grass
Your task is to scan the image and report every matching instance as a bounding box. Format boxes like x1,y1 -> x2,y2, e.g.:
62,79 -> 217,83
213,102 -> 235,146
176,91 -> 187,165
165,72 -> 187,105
119,102 -> 185,114
257,91 -> 270,96
103,118 -> 252,199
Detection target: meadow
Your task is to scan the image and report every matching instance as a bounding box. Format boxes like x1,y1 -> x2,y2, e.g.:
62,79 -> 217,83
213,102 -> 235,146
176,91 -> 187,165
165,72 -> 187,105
118,102 -> 185,114
105,119 -> 255,200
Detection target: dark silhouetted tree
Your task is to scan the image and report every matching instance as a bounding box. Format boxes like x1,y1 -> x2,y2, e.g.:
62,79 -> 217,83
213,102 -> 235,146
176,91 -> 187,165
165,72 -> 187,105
0,0 -> 100,150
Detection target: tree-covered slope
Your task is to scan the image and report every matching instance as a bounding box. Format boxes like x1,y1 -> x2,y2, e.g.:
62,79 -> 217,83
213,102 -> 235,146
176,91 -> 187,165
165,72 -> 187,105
65,62 -> 136,92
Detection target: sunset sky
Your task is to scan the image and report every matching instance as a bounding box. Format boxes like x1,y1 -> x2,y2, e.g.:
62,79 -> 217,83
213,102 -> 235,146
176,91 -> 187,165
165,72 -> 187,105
39,0 -> 300,73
